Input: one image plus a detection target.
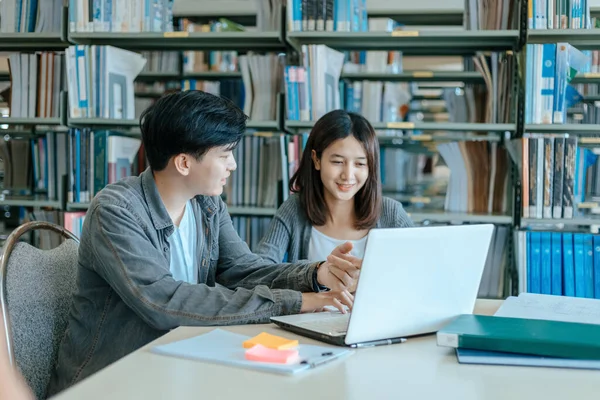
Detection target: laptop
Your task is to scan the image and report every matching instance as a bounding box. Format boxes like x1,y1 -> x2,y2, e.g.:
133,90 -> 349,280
270,224 -> 495,347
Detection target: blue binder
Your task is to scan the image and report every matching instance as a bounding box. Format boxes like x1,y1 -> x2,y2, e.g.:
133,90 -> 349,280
540,232 -> 552,294
551,232 -> 563,296
574,234 -> 586,298
563,233 -> 575,297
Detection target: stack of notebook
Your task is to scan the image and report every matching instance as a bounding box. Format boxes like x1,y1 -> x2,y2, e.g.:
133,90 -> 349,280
436,293 -> 600,370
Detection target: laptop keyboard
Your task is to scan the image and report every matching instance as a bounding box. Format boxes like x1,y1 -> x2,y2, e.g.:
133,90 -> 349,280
296,314 -> 350,335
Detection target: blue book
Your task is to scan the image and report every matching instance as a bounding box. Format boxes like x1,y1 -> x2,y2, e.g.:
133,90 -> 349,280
551,232 -> 563,295
529,231 -> 542,293
540,232 -> 552,294
563,233 -> 575,296
594,235 -> 600,299
583,234 -> 595,298
456,348 -> 600,370
540,44 -> 556,123
574,233 -> 586,297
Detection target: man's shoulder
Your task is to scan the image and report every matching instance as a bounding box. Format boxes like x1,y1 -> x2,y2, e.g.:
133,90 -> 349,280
89,175 -> 145,215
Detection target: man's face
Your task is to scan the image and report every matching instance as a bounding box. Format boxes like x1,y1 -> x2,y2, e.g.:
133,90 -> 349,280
187,145 -> 237,197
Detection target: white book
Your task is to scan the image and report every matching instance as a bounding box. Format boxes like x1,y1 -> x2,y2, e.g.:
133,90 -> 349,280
65,47 -> 80,118
39,53 -> 47,118
101,46 -> 147,119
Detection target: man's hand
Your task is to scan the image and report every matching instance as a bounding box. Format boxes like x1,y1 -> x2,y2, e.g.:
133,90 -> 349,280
301,290 -> 354,314
316,242 -> 362,292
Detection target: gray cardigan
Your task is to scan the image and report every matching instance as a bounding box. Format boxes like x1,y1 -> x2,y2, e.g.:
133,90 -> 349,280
255,194 -> 414,263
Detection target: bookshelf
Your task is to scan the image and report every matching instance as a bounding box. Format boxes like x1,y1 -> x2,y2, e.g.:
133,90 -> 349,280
0,33 -> 68,51
571,73 -> 600,84
520,217 -> 600,230
67,118 -> 140,129
525,124 -> 600,135
0,117 -> 62,126
340,71 -> 485,83
183,71 -> 243,79
226,207 -> 278,216
0,196 -> 62,209
285,30 -> 520,55
285,120 -> 515,133
527,29 -> 600,49
0,0 -> 581,299
506,4 -> 600,300
407,211 -> 513,225
368,9 -> 463,26
68,31 -> 287,52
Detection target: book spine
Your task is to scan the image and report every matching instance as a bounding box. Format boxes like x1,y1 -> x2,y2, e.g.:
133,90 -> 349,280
522,137 -> 530,218
563,137 -> 577,219
553,137 -> 565,218
540,44 -> 556,124
528,137 -> 538,218
439,331 -> 600,360
551,232 -> 563,295
543,137 -> 554,219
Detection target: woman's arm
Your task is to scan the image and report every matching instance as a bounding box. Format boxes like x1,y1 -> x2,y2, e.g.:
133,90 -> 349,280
254,198 -> 299,263
383,197 -> 415,228
254,214 -> 293,264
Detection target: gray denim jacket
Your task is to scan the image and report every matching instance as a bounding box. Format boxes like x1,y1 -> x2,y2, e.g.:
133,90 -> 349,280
47,169 -> 320,397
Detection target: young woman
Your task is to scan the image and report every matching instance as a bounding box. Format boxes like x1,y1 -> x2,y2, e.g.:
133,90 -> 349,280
256,109 -> 414,265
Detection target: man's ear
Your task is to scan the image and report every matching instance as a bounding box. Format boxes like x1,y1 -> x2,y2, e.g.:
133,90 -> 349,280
311,150 -> 321,170
173,154 -> 191,176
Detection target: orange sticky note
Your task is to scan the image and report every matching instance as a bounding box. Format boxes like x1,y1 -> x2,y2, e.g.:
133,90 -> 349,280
245,344 -> 299,364
242,332 -> 298,350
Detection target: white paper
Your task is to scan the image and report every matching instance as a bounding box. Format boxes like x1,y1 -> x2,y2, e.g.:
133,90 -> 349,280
494,293 -> 600,325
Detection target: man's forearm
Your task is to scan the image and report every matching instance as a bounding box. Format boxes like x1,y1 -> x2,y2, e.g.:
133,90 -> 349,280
216,258 -> 320,293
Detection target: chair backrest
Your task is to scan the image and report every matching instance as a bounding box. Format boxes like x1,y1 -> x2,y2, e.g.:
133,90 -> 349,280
0,221 -> 80,400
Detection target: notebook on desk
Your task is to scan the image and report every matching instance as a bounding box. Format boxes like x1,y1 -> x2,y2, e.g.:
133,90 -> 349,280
271,224 -> 495,347
456,348 -> 600,370
151,328 -> 352,375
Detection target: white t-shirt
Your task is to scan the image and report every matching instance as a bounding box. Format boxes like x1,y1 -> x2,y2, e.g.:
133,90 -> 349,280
307,227 -> 368,262
167,200 -> 198,284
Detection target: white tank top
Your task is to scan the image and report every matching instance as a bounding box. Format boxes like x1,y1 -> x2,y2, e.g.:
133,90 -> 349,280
307,227 -> 368,262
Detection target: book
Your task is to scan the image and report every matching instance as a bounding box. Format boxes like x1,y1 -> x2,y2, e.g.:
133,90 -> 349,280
456,348 -> 600,370
437,314 -> 600,360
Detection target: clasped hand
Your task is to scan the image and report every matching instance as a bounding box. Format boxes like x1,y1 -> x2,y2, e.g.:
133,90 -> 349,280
301,242 -> 362,314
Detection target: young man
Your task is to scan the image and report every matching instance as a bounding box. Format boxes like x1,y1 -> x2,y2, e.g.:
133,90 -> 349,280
47,91 -> 359,397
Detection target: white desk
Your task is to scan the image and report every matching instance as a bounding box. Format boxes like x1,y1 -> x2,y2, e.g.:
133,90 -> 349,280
52,300 -> 600,400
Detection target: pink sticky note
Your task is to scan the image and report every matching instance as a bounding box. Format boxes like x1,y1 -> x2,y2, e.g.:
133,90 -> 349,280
244,344 -> 300,364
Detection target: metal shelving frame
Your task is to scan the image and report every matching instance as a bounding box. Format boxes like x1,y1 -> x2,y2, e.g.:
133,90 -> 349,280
0,1 -> 536,296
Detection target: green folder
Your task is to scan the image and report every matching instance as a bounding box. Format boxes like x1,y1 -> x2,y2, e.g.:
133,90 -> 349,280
437,314 -> 600,360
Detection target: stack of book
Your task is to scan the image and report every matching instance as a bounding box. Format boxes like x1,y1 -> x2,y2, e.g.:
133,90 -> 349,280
438,293 -> 600,370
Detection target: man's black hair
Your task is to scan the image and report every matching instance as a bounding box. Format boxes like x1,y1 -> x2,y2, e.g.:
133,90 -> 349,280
139,90 -> 248,171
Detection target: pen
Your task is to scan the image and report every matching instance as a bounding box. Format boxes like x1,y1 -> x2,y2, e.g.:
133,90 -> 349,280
351,337 -> 407,348
300,352 -> 341,368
